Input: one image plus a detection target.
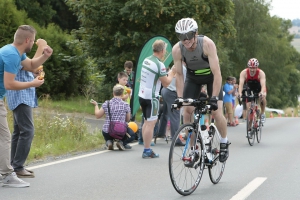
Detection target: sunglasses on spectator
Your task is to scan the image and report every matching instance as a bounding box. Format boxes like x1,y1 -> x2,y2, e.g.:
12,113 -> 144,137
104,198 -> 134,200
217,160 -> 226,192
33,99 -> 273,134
176,31 -> 196,41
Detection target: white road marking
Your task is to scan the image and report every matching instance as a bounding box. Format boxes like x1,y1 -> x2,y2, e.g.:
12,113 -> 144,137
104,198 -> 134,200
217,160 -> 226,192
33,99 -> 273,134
27,142 -> 139,170
230,177 -> 267,200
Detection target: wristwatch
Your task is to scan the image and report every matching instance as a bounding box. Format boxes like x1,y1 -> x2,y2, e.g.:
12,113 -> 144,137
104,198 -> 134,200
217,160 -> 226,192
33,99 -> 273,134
212,96 -> 219,101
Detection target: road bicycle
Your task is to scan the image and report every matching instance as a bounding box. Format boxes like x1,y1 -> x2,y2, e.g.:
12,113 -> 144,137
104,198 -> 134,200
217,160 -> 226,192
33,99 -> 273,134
242,91 -> 263,146
168,97 -> 226,196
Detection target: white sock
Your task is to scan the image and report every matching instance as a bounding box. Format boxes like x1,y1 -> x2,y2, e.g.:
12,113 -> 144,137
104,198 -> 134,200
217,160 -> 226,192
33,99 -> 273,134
220,137 -> 228,143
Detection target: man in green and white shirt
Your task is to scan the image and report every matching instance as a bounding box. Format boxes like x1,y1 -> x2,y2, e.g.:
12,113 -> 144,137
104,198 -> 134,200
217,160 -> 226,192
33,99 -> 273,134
138,39 -> 174,159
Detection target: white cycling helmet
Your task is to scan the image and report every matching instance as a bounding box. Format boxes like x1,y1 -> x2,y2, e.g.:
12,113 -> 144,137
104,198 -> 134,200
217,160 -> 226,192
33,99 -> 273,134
175,18 -> 198,34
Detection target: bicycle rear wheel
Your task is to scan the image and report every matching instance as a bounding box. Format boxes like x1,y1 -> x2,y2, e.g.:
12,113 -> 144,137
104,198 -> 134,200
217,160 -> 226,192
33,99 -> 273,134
256,115 -> 262,143
247,111 -> 255,146
169,124 -> 204,196
208,126 -> 226,184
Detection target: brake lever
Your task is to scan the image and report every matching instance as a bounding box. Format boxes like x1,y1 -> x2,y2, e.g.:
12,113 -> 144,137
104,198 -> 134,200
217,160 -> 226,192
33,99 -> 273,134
171,104 -> 177,112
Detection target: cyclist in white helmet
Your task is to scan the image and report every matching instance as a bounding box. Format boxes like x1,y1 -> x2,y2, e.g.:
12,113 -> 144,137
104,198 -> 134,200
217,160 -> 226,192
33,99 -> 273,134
172,18 -> 230,163
238,58 -> 267,124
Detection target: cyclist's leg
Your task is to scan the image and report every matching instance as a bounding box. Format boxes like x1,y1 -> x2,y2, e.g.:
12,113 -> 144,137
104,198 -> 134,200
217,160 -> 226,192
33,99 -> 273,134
182,78 -> 200,124
260,96 -> 267,122
209,84 -> 227,139
212,101 -> 227,139
242,100 -> 247,121
209,84 -> 230,163
182,78 -> 201,145
260,98 -> 266,113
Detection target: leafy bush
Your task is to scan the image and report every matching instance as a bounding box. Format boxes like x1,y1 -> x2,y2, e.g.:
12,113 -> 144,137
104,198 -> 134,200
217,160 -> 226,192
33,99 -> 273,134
0,0 -> 89,99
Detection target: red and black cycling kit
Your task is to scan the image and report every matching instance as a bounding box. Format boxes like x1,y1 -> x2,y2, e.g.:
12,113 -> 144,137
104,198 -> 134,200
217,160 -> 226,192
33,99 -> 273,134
244,68 -> 261,94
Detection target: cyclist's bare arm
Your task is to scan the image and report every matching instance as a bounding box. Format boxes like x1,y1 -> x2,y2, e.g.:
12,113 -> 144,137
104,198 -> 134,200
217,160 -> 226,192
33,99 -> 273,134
160,66 -> 175,87
203,36 -> 221,96
238,69 -> 247,96
172,42 -> 184,98
259,70 -> 267,98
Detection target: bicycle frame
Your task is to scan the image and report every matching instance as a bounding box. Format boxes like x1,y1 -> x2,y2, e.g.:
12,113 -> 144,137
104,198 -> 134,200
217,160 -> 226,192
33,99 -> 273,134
181,105 -> 221,165
248,101 -> 259,128
246,93 -> 260,130
181,128 -> 194,162
181,110 -> 204,163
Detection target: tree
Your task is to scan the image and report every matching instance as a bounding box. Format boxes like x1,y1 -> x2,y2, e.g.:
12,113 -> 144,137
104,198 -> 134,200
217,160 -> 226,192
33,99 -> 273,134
226,0 -> 300,108
0,0 -> 88,99
67,0 -> 236,95
15,0 -> 79,31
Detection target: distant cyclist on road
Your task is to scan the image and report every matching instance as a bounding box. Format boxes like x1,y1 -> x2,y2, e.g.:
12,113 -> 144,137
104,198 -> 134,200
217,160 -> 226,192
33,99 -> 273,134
238,58 -> 267,127
172,18 -> 230,163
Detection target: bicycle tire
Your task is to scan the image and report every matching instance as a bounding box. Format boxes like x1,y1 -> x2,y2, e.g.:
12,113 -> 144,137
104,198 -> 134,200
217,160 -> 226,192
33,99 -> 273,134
256,115 -> 262,143
168,124 -> 204,196
247,110 -> 255,146
208,126 -> 226,184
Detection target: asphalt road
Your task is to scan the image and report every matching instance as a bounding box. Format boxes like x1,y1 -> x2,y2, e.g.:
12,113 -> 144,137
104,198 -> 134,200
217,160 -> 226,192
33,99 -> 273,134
1,117 -> 300,200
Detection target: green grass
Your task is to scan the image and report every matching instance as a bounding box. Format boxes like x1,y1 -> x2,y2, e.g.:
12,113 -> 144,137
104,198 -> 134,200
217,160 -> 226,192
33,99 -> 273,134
291,38 -> 300,52
8,96 -> 142,164
39,96 -> 95,115
6,101 -> 105,164
28,112 -> 105,162
38,96 -> 143,122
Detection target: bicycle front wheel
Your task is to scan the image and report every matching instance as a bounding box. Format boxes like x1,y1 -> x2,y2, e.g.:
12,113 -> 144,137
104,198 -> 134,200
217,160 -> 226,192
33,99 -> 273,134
168,124 -> 204,196
208,126 -> 226,184
256,116 -> 262,143
247,111 -> 255,146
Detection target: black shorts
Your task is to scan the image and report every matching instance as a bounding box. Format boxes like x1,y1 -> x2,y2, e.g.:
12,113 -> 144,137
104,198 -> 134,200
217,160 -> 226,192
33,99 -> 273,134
183,73 -> 223,100
242,86 -> 260,103
139,97 -> 159,121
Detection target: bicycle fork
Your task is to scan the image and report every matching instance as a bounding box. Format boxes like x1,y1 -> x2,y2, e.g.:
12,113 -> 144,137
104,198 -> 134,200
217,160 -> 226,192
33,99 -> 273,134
250,109 -> 259,130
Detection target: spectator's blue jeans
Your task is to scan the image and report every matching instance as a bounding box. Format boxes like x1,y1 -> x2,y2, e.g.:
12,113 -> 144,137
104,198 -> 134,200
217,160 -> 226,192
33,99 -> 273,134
102,127 -> 135,146
11,104 -> 34,172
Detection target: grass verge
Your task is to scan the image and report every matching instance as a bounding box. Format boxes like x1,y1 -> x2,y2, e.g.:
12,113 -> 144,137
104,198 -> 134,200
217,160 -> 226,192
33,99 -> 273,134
6,96 -> 142,165
6,97 -> 105,165
27,112 -> 105,162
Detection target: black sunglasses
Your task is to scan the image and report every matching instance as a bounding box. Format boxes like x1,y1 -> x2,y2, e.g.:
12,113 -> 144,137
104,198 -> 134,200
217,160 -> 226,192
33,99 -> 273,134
176,31 -> 196,41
